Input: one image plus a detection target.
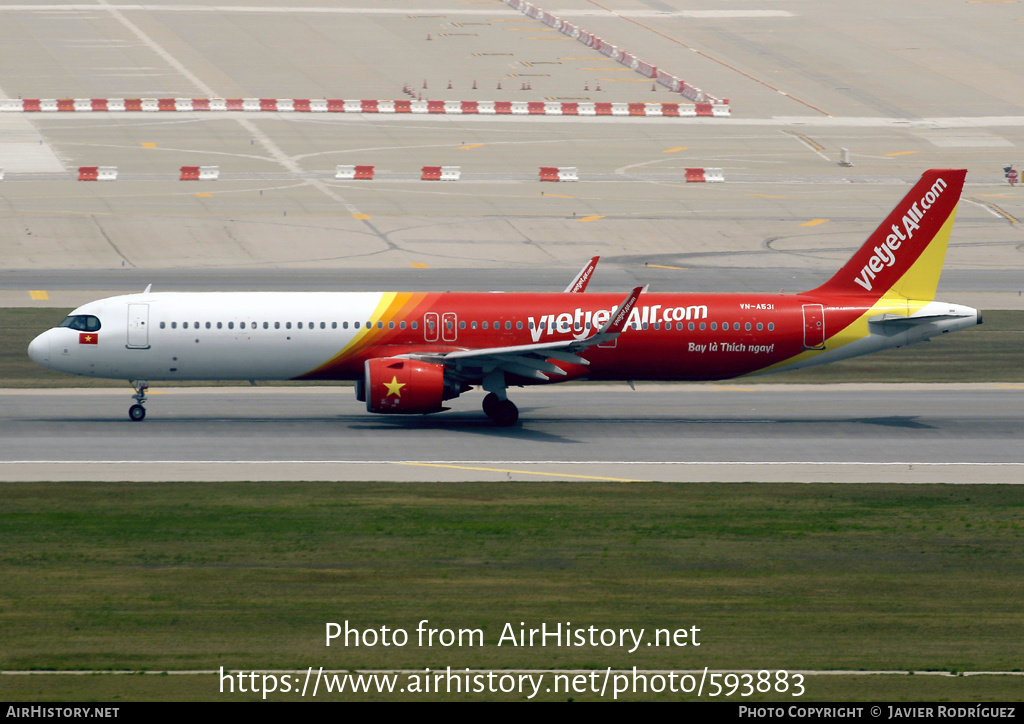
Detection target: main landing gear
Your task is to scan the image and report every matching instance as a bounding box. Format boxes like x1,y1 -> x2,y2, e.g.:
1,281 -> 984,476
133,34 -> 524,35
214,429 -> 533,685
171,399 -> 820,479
129,380 -> 148,421
482,392 -> 518,427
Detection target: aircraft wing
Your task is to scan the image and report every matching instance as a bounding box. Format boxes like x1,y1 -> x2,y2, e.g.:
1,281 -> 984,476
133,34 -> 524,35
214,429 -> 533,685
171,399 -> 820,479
400,285 -> 643,381
564,256 -> 599,293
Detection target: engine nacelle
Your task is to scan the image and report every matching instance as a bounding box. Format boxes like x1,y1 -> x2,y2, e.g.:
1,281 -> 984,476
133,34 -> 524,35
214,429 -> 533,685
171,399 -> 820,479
364,357 -> 458,414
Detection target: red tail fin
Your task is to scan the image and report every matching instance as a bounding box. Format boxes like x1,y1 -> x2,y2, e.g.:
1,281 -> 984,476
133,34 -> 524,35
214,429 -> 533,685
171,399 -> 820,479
808,169 -> 966,301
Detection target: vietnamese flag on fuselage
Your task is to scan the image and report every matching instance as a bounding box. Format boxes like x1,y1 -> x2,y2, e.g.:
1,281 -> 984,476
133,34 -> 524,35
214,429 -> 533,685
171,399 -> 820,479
79,332 -> 98,345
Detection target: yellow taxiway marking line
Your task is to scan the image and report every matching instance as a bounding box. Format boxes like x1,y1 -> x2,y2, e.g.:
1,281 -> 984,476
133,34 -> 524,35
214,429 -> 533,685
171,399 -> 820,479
29,290 -> 49,300
540,192 -> 573,198
995,383 -> 1024,389
598,78 -> 650,82
410,262 -> 429,269
352,213 -> 370,220
195,193 -> 212,198
395,462 -> 643,483
459,143 -> 485,150
800,218 -> 828,227
711,385 -> 762,392
978,194 -> 1014,198
752,194 -> 785,198
561,57 -> 616,61
141,142 -> 157,148
644,263 -> 686,270
579,67 -> 632,71
968,197 -> 1019,223
576,215 -> 605,222
508,26 -> 554,30
885,151 -> 917,157
663,146 -> 688,153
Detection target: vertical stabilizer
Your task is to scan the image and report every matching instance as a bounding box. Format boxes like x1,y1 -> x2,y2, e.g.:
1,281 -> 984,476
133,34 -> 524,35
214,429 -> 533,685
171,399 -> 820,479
807,169 -> 966,302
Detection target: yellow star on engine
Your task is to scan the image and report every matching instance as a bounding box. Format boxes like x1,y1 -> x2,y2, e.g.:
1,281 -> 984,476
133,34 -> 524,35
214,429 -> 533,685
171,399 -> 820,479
384,376 -> 405,398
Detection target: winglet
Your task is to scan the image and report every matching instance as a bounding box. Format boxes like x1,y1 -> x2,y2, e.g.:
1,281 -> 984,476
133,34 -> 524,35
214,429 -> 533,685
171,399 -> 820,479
597,285 -> 643,336
564,256 -> 600,293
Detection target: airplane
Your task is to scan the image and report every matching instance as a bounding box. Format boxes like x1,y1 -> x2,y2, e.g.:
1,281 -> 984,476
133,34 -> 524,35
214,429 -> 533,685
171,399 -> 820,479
28,169 -> 980,426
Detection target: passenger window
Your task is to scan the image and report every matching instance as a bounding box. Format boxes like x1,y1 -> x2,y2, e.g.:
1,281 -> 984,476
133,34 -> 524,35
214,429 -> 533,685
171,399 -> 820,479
206,322 -> 211,329
482,322 -> 488,330
160,322 -> 166,329
377,321 -> 383,329
217,322 -> 223,329
505,321 -> 511,330
171,322 -> 177,329
699,322 -> 706,330
286,322 -> 292,329
516,321 -> 522,330
228,322 -> 234,329
768,322 -> 775,331
710,322 -> 717,331
411,321 -> 418,330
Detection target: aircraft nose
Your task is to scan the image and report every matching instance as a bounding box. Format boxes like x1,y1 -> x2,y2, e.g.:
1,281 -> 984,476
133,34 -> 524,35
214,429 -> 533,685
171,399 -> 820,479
28,332 -> 50,366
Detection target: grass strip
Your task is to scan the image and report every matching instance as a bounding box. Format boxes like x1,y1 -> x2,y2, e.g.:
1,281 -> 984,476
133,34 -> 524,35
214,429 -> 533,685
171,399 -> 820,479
1,481 -> 1021,696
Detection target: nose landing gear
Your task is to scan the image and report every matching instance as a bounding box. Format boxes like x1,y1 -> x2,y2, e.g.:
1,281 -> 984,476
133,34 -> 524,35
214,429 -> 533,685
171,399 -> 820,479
129,380 -> 148,421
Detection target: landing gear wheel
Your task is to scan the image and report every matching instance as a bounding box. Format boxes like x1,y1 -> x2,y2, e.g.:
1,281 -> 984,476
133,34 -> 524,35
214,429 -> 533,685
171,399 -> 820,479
490,399 -> 519,427
129,404 -> 146,422
482,392 -> 500,418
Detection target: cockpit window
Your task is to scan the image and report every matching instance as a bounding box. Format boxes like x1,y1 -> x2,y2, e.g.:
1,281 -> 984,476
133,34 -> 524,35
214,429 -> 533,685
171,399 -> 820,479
58,315 -> 101,332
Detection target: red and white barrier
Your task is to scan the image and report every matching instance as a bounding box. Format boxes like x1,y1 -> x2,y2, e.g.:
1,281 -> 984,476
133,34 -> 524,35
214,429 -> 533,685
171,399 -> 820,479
499,0 -> 731,114
336,165 -> 375,180
181,165 -> 218,180
685,168 -> 724,183
539,166 -> 578,182
0,98 -> 730,117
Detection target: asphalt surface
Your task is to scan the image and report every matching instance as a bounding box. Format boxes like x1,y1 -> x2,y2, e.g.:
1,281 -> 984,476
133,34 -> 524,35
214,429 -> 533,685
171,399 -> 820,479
3,384 -> 1022,482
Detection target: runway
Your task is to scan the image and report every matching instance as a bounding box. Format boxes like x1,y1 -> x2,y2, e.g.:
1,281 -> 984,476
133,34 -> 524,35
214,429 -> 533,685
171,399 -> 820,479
3,384 -> 1022,483
4,1 -> 1024,481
